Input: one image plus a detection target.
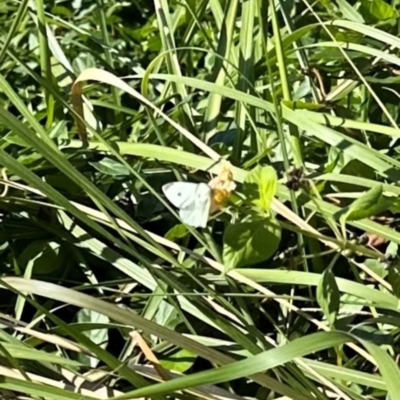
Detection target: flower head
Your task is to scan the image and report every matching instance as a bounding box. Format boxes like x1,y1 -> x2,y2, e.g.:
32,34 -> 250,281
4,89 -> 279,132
208,161 -> 236,213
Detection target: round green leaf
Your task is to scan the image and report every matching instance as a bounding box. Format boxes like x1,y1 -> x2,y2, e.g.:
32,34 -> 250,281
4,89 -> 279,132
223,217 -> 281,272
243,165 -> 277,211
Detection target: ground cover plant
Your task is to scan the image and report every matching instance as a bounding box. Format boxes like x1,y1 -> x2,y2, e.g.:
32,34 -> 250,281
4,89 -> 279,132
1,0 -> 400,399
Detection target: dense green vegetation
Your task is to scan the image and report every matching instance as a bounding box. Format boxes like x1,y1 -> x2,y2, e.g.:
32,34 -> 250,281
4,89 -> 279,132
1,0 -> 400,399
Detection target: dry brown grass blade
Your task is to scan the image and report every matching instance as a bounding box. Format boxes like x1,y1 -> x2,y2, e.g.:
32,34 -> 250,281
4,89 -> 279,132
129,330 -> 171,381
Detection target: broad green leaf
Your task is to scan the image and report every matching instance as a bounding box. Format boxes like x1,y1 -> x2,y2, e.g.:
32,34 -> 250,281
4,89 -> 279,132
364,258 -> 388,279
386,241 -> 398,258
340,184 -> 386,223
339,184 -> 388,240
4,132 -> 29,147
360,0 -> 398,22
165,224 -> 189,241
89,157 -> 130,177
77,309 -> 109,368
223,217 -> 281,272
154,301 -> 180,331
159,349 -> 197,373
243,165 -> 277,211
316,267 -> 340,329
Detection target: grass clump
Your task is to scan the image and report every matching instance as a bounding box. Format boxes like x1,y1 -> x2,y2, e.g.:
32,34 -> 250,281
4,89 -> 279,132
0,1 -> 400,399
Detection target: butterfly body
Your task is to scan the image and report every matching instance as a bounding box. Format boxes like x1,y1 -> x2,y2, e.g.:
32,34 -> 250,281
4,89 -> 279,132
162,182 -> 212,228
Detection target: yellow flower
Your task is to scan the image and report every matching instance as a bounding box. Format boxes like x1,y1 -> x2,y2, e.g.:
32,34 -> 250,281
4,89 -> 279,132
208,161 -> 236,213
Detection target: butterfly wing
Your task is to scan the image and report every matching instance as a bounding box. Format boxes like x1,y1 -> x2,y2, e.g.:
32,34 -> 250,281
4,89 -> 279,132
178,183 -> 212,228
163,182 -> 212,228
162,182 -> 200,209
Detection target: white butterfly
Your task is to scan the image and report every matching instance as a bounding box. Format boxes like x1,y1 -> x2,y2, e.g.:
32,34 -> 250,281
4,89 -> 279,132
162,182 -> 212,228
